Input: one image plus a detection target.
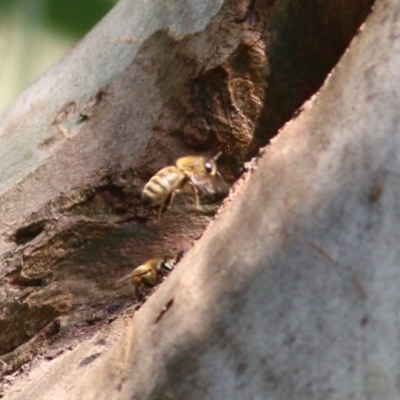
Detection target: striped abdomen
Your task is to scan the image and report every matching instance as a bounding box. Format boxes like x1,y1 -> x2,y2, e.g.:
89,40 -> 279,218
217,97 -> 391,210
141,166 -> 186,208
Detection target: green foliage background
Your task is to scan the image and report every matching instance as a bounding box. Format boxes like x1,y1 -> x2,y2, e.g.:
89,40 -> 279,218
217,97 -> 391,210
0,0 -> 118,110
0,0 -> 118,38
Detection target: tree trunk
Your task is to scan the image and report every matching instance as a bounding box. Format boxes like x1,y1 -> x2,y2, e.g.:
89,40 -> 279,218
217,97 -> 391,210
0,0 -> 386,398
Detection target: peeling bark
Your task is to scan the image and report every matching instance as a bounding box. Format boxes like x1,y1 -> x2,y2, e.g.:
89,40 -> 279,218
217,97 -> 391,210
0,0 -> 377,398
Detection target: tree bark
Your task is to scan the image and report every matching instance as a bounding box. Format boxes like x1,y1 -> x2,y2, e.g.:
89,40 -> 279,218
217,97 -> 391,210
0,0 -> 382,398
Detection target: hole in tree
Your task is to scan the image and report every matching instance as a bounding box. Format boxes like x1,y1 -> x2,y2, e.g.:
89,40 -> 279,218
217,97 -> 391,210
13,221 -> 46,245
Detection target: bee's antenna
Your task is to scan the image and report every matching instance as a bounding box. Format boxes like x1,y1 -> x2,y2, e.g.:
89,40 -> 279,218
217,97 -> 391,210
213,151 -> 222,161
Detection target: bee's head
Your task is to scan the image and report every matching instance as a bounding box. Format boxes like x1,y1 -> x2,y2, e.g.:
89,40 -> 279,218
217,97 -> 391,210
204,160 -> 216,175
159,257 -> 175,272
204,152 -> 221,175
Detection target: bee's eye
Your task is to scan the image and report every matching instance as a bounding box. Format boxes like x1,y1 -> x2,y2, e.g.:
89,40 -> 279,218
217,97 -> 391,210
205,162 -> 213,174
161,261 -> 172,271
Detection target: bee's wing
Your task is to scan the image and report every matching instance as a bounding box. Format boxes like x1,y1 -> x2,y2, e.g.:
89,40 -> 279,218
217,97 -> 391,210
131,268 -> 152,278
189,172 -> 217,195
117,267 -> 150,284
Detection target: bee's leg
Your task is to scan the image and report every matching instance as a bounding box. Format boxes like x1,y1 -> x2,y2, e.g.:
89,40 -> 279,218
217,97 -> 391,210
134,285 -> 141,301
181,182 -> 198,208
158,198 -> 169,220
188,184 -> 200,208
158,192 -> 176,219
194,187 -> 200,208
169,191 -> 177,208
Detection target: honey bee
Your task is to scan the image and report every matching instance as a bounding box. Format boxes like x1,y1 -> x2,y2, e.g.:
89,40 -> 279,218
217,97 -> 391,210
119,256 -> 176,300
141,152 -> 222,219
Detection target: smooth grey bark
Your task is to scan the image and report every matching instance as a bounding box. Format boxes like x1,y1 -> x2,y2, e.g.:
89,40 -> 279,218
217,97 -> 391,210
87,0 -> 400,397
0,0 -> 385,398
69,0 -> 400,398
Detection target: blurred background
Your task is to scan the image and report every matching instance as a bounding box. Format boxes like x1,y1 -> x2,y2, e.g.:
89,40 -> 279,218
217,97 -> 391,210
0,0 -> 118,112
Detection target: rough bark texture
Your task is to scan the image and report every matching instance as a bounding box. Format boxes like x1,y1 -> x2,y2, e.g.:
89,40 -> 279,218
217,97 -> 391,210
0,0 -> 380,398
